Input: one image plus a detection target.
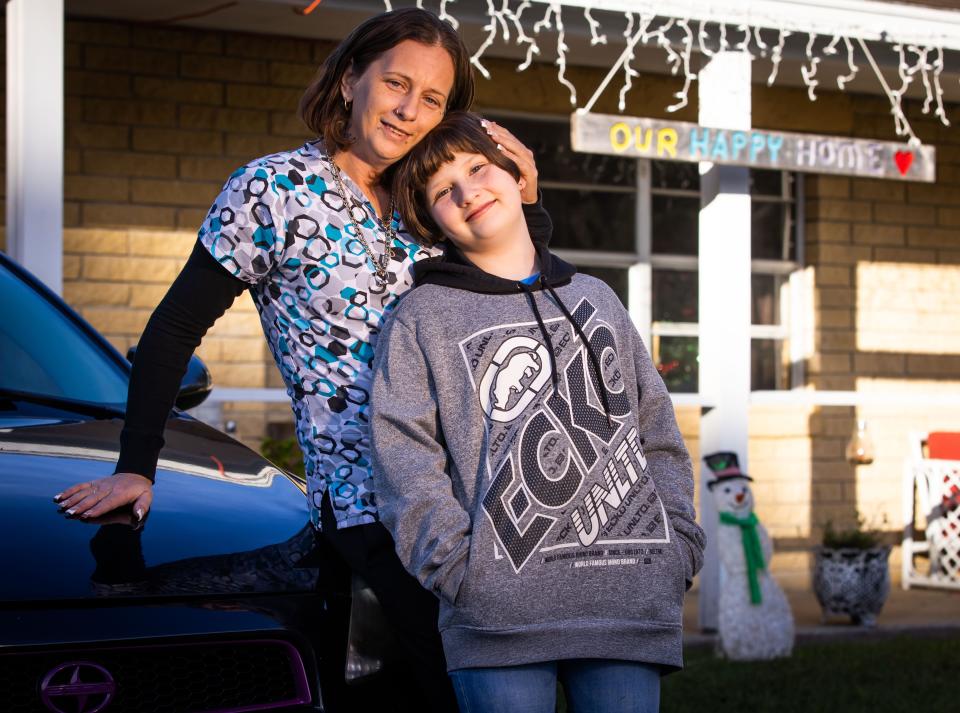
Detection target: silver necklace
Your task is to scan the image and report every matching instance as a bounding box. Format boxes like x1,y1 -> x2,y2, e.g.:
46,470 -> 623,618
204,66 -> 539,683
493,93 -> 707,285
325,153 -> 396,285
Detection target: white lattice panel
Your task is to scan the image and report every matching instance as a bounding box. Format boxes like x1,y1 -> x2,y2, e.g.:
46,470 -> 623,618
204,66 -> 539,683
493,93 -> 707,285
923,462 -> 960,581
905,457 -> 960,589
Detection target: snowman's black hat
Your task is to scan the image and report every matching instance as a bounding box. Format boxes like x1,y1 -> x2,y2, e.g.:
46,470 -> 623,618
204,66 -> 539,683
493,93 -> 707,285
704,451 -> 753,490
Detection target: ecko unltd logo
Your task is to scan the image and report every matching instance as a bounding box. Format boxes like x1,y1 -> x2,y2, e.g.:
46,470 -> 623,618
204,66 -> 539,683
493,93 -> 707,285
478,335 -> 552,423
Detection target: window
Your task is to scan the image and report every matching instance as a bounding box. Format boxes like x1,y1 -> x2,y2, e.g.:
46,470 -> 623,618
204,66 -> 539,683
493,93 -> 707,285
0,261 -> 130,407
490,114 -> 637,254
651,164 -> 800,391
486,111 -> 802,393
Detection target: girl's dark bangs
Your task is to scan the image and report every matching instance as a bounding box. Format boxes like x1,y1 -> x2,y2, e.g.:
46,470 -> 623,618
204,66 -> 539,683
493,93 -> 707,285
414,123 -> 493,187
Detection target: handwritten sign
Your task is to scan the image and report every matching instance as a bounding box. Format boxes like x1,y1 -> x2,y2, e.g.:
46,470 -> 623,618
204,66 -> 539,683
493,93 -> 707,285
571,112 -> 935,183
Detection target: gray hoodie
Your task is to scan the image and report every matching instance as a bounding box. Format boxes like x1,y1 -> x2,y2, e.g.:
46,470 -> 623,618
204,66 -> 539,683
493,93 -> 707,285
370,242 -> 704,672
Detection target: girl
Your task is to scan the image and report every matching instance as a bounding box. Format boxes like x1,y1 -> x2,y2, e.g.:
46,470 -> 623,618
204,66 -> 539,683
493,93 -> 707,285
372,111 -> 705,713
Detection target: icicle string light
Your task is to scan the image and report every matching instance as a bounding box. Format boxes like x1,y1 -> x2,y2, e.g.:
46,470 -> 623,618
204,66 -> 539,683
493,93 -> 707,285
532,3 -> 555,34
438,0 -> 459,30
616,15 -> 641,113
898,43 -> 949,127
823,34 -> 842,56
489,1 -> 536,71
857,36 -> 921,145
552,3 -> 577,105
469,1 -> 499,79
800,32 -> 821,100
580,13 -> 649,115
735,24 -> 751,52
891,43 -> 917,139
895,42 -> 914,93
666,19 -> 695,112
933,47 -> 950,126
505,2 -> 538,72
753,26 -> 768,58
768,29 -> 790,85
378,0 -> 953,144
652,18 -> 680,74
585,8 -> 607,46
837,36 -> 858,90
496,0 -> 512,41
698,20 -> 716,58
910,45 -> 936,117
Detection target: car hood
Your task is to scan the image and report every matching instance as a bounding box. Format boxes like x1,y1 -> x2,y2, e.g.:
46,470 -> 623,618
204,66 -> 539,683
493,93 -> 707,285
0,414 -> 319,603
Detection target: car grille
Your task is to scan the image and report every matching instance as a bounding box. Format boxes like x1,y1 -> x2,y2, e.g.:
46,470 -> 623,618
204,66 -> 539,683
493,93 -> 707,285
1,638 -> 311,713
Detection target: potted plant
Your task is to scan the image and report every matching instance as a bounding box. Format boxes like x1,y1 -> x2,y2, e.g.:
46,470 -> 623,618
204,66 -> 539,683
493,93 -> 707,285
812,515 -> 891,626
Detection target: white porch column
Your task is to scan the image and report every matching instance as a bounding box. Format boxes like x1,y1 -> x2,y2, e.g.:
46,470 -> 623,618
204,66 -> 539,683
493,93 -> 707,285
697,51 -> 753,631
630,158 -> 652,349
6,0 -> 64,294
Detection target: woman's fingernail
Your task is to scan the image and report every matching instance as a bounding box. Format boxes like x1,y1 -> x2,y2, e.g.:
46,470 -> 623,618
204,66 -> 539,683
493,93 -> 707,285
80,512 -> 91,519
480,119 -> 488,128
53,493 -> 63,502
496,144 -> 504,151
135,507 -> 144,522
65,509 -> 76,516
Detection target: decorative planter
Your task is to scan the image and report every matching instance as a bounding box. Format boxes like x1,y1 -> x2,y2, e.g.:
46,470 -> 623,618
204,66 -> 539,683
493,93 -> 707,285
812,545 -> 892,626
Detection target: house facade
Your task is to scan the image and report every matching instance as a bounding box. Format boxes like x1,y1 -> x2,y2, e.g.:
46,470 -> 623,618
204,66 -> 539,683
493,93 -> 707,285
4,1 -> 960,605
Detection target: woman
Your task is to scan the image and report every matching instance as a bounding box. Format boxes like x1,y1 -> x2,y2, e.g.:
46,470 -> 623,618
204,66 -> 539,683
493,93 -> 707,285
54,8 -> 550,711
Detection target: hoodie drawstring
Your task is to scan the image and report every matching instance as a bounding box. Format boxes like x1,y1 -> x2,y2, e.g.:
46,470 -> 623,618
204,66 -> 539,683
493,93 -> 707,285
541,278 -> 615,427
518,282 -> 560,390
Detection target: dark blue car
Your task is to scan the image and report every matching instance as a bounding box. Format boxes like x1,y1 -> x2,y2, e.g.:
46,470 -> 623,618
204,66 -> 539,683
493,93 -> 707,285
0,253 -> 399,712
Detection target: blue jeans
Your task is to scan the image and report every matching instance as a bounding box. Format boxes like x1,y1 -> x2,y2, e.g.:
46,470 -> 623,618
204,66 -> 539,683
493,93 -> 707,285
449,659 -> 661,713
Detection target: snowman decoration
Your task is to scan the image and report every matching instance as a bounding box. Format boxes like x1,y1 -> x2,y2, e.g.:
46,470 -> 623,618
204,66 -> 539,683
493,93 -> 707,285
705,452 -> 794,660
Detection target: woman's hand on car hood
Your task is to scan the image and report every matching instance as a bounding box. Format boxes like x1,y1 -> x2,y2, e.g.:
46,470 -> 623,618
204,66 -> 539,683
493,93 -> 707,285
54,473 -> 153,522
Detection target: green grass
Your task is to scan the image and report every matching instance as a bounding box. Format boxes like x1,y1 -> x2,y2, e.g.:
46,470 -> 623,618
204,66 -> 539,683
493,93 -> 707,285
661,635 -> 960,712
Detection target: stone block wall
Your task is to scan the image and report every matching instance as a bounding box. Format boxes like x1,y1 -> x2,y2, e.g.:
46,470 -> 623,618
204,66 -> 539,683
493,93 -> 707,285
798,96 -> 959,538
740,94 -> 960,582
56,20 -> 333,381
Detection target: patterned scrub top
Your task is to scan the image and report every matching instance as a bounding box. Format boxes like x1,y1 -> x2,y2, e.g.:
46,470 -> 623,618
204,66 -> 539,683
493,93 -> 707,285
199,140 -> 440,530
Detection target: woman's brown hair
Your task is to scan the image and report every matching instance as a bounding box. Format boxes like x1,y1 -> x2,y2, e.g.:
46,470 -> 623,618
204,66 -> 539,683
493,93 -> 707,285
394,111 -> 521,245
298,8 -> 474,155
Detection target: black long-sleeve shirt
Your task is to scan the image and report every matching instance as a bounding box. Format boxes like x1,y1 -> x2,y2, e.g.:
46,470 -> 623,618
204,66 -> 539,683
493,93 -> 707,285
116,201 -> 553,480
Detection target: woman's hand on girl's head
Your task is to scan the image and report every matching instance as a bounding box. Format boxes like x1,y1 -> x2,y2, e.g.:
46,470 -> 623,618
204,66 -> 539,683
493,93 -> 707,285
54,473 -> 153,523
480,119 -> 539,203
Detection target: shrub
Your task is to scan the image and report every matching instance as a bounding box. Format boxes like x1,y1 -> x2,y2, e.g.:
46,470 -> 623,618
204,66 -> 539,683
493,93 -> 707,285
822,516 -> 883,549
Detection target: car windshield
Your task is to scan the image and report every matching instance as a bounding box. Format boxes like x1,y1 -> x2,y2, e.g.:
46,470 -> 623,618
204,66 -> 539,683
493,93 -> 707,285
0,261 -> 129,408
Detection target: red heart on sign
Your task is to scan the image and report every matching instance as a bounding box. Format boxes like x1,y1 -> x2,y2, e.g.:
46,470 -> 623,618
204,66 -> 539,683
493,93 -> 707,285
894,150 -> 914,176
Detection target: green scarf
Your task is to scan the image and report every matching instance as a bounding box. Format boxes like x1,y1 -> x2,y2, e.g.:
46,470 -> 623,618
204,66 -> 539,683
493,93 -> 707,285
719,511 -> 765,605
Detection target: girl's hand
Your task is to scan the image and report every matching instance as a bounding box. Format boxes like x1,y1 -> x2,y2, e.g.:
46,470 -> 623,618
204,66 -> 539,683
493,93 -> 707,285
54,473 -> 153,522
481,119 -> 539,204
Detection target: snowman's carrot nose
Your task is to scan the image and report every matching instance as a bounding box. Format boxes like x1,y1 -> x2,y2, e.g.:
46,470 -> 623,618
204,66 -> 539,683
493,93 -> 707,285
735,492 -> 745,503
